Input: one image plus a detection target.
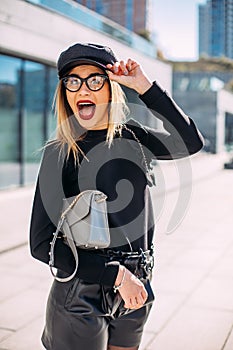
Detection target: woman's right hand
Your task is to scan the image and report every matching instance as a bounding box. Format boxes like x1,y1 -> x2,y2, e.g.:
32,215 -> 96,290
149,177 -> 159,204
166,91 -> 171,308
114,265 -> 148,309
107,59 -> 152,95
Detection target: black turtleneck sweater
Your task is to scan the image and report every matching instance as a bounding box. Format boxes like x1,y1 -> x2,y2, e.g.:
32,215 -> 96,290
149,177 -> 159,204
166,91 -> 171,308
29,82 -> 204,286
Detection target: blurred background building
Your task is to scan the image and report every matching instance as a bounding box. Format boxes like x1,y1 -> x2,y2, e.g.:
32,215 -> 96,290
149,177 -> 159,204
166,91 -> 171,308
199,0 -> 233,59
172,59 -> 233,154
171,0 -> 233,155
75,0 -> 153,40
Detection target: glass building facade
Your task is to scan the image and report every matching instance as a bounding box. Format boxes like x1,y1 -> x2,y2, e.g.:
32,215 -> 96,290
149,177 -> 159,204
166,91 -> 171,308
0,54 -> 57,189
199,0 -> 233,59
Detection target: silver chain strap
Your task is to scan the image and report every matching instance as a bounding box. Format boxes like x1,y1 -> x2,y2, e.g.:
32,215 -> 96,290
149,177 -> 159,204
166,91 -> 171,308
123,124 -> 156,187
123,124 -> 150,174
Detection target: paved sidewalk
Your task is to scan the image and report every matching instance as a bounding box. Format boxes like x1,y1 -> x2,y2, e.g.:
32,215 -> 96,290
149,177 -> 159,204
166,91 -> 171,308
0,153 -> 233,350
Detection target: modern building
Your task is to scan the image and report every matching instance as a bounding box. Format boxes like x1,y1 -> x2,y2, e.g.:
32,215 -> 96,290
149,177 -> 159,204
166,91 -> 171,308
199,0 -> 233,59
0,0 -> 171,189
172,60 -> 233,153
199,2 -> 211,57
75,0 -> 153,39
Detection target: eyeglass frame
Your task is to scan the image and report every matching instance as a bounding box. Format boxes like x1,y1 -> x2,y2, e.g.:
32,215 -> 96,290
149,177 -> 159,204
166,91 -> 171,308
62,73 -> 109,92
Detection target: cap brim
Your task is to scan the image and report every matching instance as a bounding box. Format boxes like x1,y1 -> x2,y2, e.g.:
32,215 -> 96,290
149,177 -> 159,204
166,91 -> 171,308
59,58 -> 111,78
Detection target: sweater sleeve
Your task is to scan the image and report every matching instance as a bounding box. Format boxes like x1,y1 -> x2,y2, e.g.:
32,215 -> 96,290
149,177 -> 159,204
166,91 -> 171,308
29,143 -> 119,287
136,81 -> 204,159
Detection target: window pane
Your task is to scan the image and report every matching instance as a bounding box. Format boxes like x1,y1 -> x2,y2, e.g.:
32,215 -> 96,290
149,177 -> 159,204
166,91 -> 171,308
24,61 -> 45,184
0,55 -> 21,188
48,67 -> 58,140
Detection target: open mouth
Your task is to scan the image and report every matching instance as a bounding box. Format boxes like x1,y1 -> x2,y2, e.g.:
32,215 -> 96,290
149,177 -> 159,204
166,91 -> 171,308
77,101 -> 96,120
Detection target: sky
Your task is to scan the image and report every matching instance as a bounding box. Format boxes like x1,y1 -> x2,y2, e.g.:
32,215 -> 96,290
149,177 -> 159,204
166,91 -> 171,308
152,0 -> 207,61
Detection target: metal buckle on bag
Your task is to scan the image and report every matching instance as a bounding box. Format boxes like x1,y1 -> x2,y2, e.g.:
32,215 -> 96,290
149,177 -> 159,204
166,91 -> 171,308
138,249 -> 154,278
95,193 -> 107,203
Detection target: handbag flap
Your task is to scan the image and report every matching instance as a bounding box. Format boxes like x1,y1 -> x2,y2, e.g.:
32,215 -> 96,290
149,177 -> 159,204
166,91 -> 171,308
62,191 -> 93,226
62,190 -> 107,227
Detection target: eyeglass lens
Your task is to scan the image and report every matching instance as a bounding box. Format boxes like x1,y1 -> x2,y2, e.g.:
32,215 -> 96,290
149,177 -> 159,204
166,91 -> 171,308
63,74 -> 108,92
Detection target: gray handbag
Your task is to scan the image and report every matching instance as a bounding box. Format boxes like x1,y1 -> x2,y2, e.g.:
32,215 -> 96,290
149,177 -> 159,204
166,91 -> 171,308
49,190 -> 110,282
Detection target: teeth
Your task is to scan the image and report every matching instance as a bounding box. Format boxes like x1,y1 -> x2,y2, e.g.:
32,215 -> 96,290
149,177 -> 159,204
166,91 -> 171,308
78,102 -> 93,106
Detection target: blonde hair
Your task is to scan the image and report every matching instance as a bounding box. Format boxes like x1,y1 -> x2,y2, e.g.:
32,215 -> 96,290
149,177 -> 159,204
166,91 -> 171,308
53,79 -> 129,162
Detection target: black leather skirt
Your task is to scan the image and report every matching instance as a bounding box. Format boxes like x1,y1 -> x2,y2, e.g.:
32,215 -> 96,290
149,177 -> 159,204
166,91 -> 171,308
41,270 -> 153,350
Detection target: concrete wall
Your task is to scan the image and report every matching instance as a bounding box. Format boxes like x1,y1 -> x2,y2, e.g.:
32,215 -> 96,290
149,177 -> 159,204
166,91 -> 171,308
0,0 -> 172,91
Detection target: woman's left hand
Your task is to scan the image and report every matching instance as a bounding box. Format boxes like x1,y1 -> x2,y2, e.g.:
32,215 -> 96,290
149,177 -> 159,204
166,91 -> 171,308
106,59 -> 152,95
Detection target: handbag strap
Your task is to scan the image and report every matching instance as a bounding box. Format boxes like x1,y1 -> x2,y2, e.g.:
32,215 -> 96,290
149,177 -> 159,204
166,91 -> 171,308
123,124 -> 153,252
48,193 -> 83,282
49,216 -> 79,283
123,124 -> 156,187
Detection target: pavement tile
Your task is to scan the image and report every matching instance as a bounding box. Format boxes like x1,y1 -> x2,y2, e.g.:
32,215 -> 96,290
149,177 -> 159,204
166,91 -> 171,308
154,240 -> 188,268
0,329 -> 14,343
223,327 -> 233,350
0,245 -> 31,267
0,247 -> 52,302
152,264 -> 206,294
147,305 -> 233,350
171,246 -> 223,270
140,330 -> 156,350
209,247 -> 233,280
186,276 -> 233,311
0,275 -> 40,303
0,270 -> 51,302
144,290 -> 187,333
0,316 -> 44,350
154,191 -> 192,237
0,188 -> 33,253
190,229 -> 233,250
0,288 -> 47,330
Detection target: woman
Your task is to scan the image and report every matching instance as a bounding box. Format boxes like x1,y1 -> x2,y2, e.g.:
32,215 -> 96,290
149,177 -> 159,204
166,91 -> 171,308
30,43 -> 204,350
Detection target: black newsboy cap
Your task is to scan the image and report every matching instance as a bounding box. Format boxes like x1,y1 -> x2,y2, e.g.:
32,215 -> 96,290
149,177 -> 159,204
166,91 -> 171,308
57,43 -> 118,78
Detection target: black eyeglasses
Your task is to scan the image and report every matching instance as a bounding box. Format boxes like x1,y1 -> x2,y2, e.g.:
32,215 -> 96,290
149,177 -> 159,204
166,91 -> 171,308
62,73 -> 109,92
